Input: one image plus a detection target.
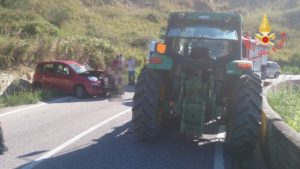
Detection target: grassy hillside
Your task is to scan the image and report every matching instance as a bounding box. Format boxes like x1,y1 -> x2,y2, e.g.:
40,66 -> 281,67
0,0 -> 299,73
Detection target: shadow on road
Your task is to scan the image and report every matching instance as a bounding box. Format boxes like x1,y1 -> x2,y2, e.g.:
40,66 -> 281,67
16,119 -> 264,169
18,150 -> 48,159
45,85 -> 135,105
123,85 -> 135,93
17,121 -> 220,169
122,98 -> 133,107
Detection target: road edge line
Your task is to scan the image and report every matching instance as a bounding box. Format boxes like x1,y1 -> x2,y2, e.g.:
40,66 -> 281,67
21,108 -> 131,169
0,97 -> 72,118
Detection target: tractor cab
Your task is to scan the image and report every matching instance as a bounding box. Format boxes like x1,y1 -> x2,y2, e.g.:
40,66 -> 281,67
165,12 -> 241,61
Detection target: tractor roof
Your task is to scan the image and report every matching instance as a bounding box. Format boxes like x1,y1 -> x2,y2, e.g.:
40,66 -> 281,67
170,12 -> 241,20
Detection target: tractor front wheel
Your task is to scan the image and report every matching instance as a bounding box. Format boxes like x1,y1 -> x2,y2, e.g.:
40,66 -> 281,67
132,68 -> 164,141
225,74 -> 262,156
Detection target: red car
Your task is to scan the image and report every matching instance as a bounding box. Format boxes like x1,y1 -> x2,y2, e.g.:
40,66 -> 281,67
32,60 -> 107,98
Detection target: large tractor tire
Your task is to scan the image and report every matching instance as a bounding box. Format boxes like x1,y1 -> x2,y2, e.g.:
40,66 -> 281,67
132,68 -> 164,141
225,74 -> 262,156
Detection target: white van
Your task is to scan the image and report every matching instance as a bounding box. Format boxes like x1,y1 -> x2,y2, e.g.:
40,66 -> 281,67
266,61 -> 281,78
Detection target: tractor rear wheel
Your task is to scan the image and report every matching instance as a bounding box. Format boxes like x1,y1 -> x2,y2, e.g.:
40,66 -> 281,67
132,68 -> 164,141
225,74 -> 262,156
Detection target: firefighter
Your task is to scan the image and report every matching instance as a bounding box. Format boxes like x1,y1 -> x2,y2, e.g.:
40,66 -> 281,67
0,122 -> 8,154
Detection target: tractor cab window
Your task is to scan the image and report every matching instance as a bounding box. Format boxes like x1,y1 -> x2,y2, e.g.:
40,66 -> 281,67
168,37 -> 233,60
167,25 -> 238,40
166,25 -> 237,60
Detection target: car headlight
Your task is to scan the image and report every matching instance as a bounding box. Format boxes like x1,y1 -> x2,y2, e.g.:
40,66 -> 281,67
87,76 -> 98,82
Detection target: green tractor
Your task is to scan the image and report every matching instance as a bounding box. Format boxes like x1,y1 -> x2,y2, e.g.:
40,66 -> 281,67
132,12 -> 262,155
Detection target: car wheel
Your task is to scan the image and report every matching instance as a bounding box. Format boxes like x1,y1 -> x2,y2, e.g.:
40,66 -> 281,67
75,85 -> 87,98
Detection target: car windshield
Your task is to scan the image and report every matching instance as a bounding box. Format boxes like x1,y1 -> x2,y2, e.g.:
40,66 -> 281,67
69,64 -> 88,74
85,64 -> 94,71
167,25 -> 238,40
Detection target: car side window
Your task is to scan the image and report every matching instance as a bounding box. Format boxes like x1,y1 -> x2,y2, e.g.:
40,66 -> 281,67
63,66 -> 70,76
43,64 -> 54,74
56,64 -> 64,75
56,64 -> 70,76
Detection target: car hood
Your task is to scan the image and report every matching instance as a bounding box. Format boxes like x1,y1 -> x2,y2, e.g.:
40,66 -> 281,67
79,70 -> 107,79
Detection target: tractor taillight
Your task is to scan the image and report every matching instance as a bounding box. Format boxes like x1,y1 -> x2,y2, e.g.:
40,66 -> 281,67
236,62 -> 253,70
156,43 -> 166,54
150,57 -> 162,64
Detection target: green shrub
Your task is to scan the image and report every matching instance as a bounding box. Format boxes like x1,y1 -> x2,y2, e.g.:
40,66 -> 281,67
268,86 -> 300,132
22,22 -> 58,36
46,7 -> 70,26
0,89 -> 65,108
145,13 -> 159,23
80,0 -> 114,7
0,40 -> 15,69
0,0 -> 30,9
84,38 -> 115,69
130,37 -> 150,49
39,90 -> 64,101
0,91 -> 39,107
0,54 -> 13,69
281,65 -> 300,74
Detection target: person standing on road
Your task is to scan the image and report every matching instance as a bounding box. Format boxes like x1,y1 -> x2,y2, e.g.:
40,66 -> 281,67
0,122 -> 8,154
117,54 -> 125,95
127,56 -> 136,85
108,54 -> 124,97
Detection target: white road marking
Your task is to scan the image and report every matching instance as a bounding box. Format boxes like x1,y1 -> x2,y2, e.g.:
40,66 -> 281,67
214,125 -> 226,169
21,108 -> 131,169
0,97 -> 72,118
116,128 -> 129,137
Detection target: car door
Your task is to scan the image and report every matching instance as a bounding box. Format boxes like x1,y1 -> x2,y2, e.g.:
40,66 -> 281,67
42,63 -> 56,89
53,63 -> 74,93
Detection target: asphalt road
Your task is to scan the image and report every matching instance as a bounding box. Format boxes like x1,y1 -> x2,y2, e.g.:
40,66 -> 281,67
0,85 -> 266,169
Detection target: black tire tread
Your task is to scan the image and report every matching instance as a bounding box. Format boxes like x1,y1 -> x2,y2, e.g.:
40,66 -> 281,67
132,68 -> 163,141
226,74 -> 262,155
